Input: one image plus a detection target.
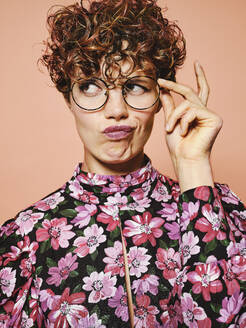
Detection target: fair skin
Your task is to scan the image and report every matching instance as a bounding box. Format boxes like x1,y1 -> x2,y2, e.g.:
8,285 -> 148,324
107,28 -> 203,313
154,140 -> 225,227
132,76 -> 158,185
68,60 -> 223,193
67,61 -> 160,175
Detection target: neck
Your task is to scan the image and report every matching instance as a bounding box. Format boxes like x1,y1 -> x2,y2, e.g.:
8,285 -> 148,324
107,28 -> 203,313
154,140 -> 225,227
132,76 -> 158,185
82,152 -> 146,175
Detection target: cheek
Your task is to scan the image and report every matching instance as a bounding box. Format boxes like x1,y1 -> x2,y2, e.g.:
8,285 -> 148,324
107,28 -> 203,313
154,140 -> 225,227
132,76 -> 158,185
73,112 -> 97,143
138,112 -> 155,134
135,113 -> 155,145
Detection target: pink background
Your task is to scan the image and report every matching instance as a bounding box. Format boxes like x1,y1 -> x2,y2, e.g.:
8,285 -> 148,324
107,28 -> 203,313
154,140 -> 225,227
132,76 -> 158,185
1,0 -> 245,224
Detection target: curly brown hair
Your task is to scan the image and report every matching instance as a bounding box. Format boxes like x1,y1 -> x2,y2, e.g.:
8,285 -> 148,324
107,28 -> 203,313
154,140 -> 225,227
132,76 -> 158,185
40,0 -> 186,101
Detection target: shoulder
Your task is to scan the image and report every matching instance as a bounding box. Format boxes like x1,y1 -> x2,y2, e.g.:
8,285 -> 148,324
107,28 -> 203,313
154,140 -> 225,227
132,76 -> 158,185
0,185 -> 69,240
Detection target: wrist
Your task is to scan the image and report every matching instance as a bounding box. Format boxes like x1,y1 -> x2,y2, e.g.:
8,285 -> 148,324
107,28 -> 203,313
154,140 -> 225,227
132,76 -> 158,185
175,158 -> 214,193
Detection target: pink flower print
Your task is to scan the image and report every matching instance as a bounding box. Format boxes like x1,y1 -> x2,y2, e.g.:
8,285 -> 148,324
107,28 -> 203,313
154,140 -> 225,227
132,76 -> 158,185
230,209 -> 246,234
34,192 -> 64,211
69,180 -> 84,200
48,287 -> 87,327
237,313 -> 246,327
122,198 -> 151,213
155,247 -> 181,280
19,311 -> 33,328
77,172 -> 107,186
219,184 -> 240,205
134,198 -> 151,213
81,190 -> 99,204
237,238 -> 246,258
170,267 -> 188,297
71,204 -> 97,228
105,192 -> 128,207
123,211 -> 164,247
20,256 -> 35,278
164,222 -> 180,240
101,174 -> 132,193
103,241 -> 125,277
3,236 -> 38,266
180,231 -> 200,265
227,238 -> 246,258
39,289 -> 59,312
29,278 -> 44,326
170,182 -> 180,203
194,186 -> 211,201
0,267 -> 16,297
160,299 -> 183,327
97,205 -> 120,231
0,221 -> 18,237
73,224 -> 106,258
108,285 -> 129,322
47,253 -> 78,287
130,181 -> 151,201
83,271 -> 117,303
8,279 -> 32,326
195,204 -> 226,242
134,294 -> 159,328
158,202 -> 178,221
230,255 -> 246,280
180,201 -> 200,231
187,261 -> 223,301
0,314 -> 10,327
180,293 -> 207,328
220,259 -> 241,296
132,274 -> 159,296
227,241 -> 239,258
15,210 -> 44,236
217,291 -> 244,324
151,180 -> 171,202
36,218 -> 75,250
78,313 -> 106,328
69,180 -> 98,202
128,246 -> 151,278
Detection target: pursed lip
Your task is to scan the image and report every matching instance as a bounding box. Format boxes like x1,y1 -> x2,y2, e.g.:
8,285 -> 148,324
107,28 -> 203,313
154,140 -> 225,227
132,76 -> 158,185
103,125 -> 134,140
103,125 -> 134,133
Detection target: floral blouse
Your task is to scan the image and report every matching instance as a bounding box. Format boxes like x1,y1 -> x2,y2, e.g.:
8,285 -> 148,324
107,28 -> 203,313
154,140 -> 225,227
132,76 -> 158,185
0,156 -> 245,328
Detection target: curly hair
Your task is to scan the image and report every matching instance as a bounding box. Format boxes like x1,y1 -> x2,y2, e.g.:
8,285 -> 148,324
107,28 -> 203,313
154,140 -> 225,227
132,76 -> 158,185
40,0 -> 186,101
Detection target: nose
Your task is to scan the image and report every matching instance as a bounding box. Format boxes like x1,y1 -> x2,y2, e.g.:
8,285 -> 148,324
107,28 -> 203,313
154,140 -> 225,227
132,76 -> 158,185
103,88 -> 129,121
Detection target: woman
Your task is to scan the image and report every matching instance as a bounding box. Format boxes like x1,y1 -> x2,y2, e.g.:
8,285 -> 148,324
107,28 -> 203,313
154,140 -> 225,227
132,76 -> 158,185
0,0 -> 245,327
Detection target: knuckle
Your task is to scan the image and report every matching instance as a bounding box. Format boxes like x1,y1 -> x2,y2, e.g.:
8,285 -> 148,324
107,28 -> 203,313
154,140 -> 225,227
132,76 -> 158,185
183,86 -> 193,96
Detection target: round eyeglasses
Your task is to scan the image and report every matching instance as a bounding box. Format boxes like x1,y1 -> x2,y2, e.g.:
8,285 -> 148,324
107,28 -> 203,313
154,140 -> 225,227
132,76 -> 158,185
71,75 -> 160,112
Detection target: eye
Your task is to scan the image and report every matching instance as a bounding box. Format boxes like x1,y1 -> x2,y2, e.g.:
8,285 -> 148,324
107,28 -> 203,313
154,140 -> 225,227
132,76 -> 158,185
78,80 -> 103,97
124,79 -> 151,96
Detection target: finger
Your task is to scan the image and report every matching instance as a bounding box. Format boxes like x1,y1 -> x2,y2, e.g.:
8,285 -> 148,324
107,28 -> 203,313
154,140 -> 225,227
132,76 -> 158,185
165,100 -> 191,132
160,91 -> 175,121
179,108 -> 197,136
194,61 -> 210,106
158,78 -> 203,106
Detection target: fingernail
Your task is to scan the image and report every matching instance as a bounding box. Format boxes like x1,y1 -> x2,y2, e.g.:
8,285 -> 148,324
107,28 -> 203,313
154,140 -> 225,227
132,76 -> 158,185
166,123 -> 170,131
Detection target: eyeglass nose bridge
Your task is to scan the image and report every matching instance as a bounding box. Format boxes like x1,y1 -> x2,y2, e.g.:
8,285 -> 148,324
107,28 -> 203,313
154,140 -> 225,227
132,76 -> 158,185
102,81 -> 129,104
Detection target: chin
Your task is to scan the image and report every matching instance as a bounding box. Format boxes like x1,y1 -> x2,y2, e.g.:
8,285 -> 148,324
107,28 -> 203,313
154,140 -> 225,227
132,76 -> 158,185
100,150 -> 144,167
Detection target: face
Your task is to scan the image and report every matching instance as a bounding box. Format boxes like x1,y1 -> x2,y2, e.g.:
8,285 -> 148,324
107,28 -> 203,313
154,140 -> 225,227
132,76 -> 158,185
67,60 -> 160,174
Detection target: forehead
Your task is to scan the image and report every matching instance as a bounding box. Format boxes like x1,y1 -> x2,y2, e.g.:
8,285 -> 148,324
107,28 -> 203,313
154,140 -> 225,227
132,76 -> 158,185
76,57 -> 157,82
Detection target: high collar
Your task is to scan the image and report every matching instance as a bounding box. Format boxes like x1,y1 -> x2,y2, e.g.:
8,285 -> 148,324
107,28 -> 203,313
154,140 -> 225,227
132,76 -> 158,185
70,155 -> 158,194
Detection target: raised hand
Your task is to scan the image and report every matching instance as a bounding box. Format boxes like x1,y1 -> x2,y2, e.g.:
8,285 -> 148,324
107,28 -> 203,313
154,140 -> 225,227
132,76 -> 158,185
158,61 -> 223,191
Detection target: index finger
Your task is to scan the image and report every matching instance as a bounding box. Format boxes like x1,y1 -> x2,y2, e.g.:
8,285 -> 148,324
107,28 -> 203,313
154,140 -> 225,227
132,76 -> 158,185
158,78 -> 203,106
159,90 -> 175,121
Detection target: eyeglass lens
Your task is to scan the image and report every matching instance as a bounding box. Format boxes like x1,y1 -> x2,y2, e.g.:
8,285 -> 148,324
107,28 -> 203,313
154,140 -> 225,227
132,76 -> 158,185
71,76 -> 160,111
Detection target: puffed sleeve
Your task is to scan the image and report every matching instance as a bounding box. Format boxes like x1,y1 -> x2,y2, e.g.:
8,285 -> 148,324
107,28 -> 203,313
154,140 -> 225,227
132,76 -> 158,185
177,184 -> 246,327
0,217 -> 44,327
